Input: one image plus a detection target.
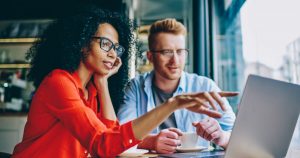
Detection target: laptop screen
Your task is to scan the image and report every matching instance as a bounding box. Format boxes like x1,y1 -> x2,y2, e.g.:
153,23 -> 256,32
224,75 -> 300,158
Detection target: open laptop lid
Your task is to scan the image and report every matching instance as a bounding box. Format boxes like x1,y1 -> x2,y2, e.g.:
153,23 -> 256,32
225,75 -> 300,158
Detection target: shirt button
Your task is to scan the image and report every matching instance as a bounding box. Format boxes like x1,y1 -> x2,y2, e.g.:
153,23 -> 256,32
84,150 -> 88,154
129,139 -> 132,144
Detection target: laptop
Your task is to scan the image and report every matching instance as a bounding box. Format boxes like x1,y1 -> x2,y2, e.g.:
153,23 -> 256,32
160,75 -> 300,158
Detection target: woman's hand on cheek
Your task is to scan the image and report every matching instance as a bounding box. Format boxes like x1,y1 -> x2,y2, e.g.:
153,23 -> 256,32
107,57 -> 122,78
93,57 -> 122,88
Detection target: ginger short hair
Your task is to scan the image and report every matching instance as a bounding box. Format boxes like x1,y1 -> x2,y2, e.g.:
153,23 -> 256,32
148,18 -> 187,50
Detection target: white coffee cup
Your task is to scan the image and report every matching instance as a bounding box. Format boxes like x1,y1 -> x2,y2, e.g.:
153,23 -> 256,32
179,132 -> 198,148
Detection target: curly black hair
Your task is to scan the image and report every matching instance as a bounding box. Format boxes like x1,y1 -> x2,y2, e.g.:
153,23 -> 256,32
26,6 -> 137,111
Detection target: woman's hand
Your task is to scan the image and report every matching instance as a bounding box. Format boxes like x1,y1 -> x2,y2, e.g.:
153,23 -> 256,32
107,57 -> 122,78
93,57 -> 122,88
168,91 -> 238,118
95,57 -> 122,81
92,58 -> 122,121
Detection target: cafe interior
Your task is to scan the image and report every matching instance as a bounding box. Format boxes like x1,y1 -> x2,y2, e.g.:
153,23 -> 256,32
0,0 -> 299,157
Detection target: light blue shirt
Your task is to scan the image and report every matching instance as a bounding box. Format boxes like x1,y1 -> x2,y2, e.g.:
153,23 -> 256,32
117,71 -> 236,147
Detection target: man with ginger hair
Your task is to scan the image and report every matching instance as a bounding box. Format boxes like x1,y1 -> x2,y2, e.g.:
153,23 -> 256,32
117,18 -> 236,154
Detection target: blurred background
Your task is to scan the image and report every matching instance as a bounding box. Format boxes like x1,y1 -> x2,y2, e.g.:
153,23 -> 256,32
0,0 -> 299,156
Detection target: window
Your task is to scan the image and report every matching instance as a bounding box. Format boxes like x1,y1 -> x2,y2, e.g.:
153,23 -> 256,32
213,0 -> 300,152
212,0 -> 245,112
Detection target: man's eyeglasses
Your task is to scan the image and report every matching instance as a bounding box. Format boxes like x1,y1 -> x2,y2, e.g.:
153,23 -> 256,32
92,36 -> 125,57
150,49 -> 189,58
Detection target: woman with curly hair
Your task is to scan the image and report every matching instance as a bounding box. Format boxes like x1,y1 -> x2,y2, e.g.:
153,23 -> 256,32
11,6 -> 236,158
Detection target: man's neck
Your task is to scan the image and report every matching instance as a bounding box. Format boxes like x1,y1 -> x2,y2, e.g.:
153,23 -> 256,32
153,74 -> 180,94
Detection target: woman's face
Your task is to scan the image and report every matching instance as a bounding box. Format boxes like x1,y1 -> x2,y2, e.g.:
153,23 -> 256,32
83,23 -> 119,75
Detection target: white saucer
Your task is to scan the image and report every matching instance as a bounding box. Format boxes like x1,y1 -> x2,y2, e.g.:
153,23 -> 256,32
176,146 -> 207,152
118,149 -> 148,157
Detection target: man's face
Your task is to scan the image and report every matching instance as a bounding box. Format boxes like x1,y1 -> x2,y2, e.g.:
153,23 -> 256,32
148,33 -> 187,81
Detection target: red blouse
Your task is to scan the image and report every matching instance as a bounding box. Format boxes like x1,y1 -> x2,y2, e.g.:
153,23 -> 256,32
12,69 -> 140,157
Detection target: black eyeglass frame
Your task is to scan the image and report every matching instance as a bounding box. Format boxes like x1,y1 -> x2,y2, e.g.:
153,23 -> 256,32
92,36 -> 125,57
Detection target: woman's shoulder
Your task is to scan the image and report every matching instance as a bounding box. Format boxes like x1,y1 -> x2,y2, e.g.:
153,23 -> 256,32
47,69 -> 72,78
34,69 -> 79,97
41,69 -> 75,85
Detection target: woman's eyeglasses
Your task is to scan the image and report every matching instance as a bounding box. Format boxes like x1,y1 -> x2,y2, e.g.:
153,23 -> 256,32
92,36 -> 125,57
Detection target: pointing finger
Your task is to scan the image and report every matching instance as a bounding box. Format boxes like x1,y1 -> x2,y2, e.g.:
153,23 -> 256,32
211,91 -> 226,111
218,91 -> 239,97
203,92 -> 217,111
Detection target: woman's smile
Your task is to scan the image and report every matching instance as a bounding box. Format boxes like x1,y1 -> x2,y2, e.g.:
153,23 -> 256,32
103,60 -> 114,69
